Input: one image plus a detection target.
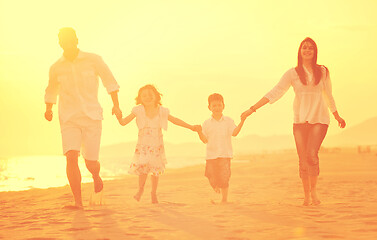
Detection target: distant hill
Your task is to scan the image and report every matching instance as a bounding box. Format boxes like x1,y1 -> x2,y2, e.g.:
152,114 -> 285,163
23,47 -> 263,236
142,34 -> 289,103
324,116 -> 377,147
100,116 -> 377,160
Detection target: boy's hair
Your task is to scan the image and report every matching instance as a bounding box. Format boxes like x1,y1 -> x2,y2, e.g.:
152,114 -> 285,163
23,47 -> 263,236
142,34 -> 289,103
58,27 -> 77,39
135,84 -> 162,106
208,93 -> 224,105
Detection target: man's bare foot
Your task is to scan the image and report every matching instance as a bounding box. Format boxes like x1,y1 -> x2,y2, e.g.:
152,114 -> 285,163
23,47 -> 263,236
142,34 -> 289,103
134,189 -> 144,202
93,175 -> 103,193
151,192 -> 158,204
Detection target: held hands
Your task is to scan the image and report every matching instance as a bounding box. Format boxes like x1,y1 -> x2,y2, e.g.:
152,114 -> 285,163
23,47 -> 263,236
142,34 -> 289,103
112,106 -> 122,120
44,110 -> 53,121
241,108 -> 255,120
192,125 -> 202,132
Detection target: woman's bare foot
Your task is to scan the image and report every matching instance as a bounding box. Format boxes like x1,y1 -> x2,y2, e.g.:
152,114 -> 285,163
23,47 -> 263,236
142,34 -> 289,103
151,192 -> 158,204
133,188 -> 144,202
303,197 -> 311,206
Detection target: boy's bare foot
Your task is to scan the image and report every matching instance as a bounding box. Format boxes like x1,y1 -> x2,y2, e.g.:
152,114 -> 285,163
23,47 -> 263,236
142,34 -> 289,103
93,175 -> 103,193
134,189 -> 144,202
151,192 -> 158,204
311,192 -> 320,205
63,204 -> 84,210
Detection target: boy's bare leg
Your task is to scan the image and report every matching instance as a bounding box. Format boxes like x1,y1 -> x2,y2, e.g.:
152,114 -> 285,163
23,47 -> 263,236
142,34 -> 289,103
66,150 -> 83,208
310,175 -> 320,205
221,188 -> 228,203
301,175 -> 311,206
134,174 -> 147,201
151,176 -> 159,204
85,160 -> 103,193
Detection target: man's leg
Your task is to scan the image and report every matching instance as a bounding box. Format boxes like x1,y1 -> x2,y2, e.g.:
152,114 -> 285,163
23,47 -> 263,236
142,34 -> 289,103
66,150 -> 83,207
85,160 -> 103,193
82,118 -> 103,193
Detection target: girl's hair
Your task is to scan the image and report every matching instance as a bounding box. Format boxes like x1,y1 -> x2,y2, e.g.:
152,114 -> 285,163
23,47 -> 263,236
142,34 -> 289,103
295,37 -> 328,85
135,84 -> 162,106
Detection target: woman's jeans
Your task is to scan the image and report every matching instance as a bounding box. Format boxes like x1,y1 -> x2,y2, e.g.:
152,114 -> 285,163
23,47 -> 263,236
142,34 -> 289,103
293,123 -> 328,178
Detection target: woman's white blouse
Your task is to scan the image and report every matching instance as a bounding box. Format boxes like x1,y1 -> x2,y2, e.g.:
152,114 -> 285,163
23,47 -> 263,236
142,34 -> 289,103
264,66 -> 337,125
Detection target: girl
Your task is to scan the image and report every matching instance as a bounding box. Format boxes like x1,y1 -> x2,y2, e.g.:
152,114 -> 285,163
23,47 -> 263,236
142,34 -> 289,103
241,37 -> 346,206
116,84 -> 199,203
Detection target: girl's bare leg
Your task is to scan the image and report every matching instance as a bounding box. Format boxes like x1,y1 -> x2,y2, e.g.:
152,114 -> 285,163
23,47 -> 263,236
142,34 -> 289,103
151,176 -> 159,204
134,174 -> 147,201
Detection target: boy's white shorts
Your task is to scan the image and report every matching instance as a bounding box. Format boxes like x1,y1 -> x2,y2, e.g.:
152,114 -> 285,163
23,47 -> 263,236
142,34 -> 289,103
60,116 -> 102,161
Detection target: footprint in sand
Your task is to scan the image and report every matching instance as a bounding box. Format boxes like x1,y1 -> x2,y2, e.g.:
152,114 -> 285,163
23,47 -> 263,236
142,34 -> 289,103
315,220 -> 337,223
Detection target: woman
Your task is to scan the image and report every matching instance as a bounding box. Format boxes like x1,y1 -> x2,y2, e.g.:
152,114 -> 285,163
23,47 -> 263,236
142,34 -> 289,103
241,37 -> 346,206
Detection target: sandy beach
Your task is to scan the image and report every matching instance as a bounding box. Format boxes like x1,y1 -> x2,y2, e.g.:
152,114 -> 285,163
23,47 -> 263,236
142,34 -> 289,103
1,149 -> 377,240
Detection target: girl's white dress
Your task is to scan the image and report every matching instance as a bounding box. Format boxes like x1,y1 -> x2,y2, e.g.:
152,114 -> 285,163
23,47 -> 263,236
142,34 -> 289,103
129,105 -> 169,176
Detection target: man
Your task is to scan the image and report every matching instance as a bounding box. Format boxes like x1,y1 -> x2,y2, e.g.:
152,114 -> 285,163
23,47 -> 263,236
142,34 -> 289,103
44,27 -> 122,208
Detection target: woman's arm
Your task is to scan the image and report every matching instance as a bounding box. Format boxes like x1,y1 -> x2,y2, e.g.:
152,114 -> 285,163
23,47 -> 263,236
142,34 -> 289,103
322,68 -> 346,128
241,97 -> 270,119
168,114 -> 196,131
241,70 -> 292,119
332,111 -> 346,128
118,113 -> 136,126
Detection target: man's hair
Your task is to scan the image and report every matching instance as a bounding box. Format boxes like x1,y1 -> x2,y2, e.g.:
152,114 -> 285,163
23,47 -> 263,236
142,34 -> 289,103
58,27 -> 77,39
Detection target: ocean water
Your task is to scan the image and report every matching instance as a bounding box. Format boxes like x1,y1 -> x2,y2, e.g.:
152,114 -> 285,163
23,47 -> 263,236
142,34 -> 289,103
0,155 -> 248,192
0,155 -> 206,192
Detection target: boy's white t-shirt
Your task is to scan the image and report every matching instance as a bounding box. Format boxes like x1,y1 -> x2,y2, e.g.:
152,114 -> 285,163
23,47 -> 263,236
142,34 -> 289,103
202,116 -> 236,160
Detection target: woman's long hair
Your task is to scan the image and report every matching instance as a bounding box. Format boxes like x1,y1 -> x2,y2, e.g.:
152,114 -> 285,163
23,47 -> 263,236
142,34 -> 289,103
295,37 -> 327,85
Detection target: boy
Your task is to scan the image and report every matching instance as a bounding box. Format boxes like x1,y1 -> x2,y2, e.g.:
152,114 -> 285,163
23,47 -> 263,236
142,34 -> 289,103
197,93 -> 246,203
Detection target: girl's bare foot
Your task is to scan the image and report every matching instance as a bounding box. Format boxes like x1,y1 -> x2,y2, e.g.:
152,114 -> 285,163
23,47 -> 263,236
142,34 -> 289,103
151,192 -> 158,204
133,188 -> 144,202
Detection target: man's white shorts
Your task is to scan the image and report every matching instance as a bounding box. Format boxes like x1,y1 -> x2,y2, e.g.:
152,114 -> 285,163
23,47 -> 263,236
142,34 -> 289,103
60,115 -> 102,161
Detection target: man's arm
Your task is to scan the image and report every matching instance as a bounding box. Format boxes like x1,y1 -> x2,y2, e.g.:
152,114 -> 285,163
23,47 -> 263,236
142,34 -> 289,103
110,91 -> 122,118
45,103 -> 54,121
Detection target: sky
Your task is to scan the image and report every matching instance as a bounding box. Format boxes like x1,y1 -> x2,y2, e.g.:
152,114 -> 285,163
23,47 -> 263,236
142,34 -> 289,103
1,0 -> 377,157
